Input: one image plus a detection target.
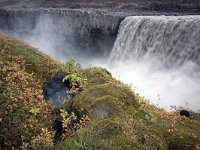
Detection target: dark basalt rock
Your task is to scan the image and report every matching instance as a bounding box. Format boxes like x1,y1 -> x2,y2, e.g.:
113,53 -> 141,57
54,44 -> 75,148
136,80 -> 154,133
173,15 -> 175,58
52,113 -> 80,143
53,117 -> 63,143
1,0 -> 200,14
180,110 -> 191,117
43,74 -> 68,106
180,110 -> 200,117
89,102 -> 108,118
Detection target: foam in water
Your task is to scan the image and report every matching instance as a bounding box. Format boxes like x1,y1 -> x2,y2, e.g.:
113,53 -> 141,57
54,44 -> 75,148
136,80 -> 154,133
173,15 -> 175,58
1,10 -> 200,111
108,16 -> 200,111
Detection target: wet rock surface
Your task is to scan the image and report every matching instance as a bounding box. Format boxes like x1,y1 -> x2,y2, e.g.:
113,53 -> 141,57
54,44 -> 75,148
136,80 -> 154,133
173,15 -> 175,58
89,102 -> 109,118
180,110 -> 200,117
43,75 -> 68,106
0,9 -> 123,62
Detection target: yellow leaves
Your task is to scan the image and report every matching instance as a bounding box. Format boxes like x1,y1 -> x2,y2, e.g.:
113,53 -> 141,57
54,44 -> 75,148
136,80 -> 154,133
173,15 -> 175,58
60,109 -> 77,128
168,129 -> 172,133
30,128 -> 54,149
3,43 -> 11,50
37,95 -> 43,100
0,35 -> 61,149
159,109 -> 181,123
59,109 -> 90,140
40,128 -> 52,139
196,144 -> 200,150
75,115 -> 90,130
7,105 -> 13,113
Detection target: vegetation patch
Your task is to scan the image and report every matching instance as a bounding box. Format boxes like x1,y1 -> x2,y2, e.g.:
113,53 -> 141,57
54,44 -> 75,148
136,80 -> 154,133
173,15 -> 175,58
0,35 -> 200,149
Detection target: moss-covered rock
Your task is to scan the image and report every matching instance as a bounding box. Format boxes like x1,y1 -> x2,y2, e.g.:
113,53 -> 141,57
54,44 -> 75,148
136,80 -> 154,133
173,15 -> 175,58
0,35 -> 200,150
59,66 -> 200,150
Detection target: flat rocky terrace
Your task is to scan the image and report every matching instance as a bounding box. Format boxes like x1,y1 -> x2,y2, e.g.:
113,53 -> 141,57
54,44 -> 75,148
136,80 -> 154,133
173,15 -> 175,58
0,0 -> 200,14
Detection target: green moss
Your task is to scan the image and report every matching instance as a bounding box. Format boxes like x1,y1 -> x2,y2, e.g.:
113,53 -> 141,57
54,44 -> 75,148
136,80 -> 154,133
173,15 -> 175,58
56,118 -> 168,150
1,35 -> 200,149
0,35 -> 59,148
0,35 -> 60,80
67,73 -> 140,117
55,120 -> 116,150
6,48 -> 36,63
62,66 -> 200,149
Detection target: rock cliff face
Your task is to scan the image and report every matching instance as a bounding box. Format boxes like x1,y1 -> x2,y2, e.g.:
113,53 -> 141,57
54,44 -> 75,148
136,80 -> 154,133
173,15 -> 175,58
0,1 -> 200,62
1,3 -> 200,111
0,9 -> 124,62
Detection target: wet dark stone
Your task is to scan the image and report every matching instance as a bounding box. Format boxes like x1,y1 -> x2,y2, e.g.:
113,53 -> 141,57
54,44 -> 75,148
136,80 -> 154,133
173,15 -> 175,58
43,74 -> 68,106
52,113 -> 78,143
180,110 -> 200,117
0,135 -> 4,149
180,110 -> 190,117
53,117 -> 63,143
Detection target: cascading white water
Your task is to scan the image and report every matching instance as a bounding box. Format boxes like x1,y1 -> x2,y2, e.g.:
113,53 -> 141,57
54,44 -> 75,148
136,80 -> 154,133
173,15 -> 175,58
108,16 -> 200,111
109,16 -> 200,66
1,9 -> 200,111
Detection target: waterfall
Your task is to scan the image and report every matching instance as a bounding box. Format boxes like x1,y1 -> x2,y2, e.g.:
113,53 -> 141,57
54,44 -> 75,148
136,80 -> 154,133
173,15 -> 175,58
1,8 -> 200,110
0,8 -> 124,63
109,16 -> 200,67
108,16 -> 200,111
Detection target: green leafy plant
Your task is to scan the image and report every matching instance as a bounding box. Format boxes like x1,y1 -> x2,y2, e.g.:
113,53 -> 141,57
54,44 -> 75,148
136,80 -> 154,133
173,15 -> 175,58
62,60 -> 87,96
29,107 -> 40,126
62,59 -> 80,74
29,107 -> 40,116
63,73 -> 80,87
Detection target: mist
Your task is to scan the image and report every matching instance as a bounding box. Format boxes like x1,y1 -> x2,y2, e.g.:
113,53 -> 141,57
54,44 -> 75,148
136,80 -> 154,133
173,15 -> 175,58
106,57 -> 200,111
1,10 -> 200,112
9,26 -> 200,111
0,9 -> 121,64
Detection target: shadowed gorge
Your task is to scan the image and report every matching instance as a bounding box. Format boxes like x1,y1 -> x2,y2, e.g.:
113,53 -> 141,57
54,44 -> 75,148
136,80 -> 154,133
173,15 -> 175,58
0,9 -> 123,63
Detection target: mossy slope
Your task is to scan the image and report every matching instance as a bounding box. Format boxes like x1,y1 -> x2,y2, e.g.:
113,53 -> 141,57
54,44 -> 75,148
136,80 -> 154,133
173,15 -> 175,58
0,35 -> 60,148
58,67 -> 200,150
0,35 -> 200,150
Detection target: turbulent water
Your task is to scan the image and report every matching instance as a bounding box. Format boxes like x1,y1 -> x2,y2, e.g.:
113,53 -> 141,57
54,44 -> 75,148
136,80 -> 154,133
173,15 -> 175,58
109,16 -> 200,66
0,9 -> 200,111
108,16 -> 200,111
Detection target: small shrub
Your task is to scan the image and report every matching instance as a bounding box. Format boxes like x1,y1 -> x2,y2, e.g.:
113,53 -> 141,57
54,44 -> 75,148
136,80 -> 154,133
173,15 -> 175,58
62,59 -> 87,97
62,73 -> 81,88
62,59 -> 80,74
29,107 -> 40,116
30,128 -> 54,150
59,109 -> 90,141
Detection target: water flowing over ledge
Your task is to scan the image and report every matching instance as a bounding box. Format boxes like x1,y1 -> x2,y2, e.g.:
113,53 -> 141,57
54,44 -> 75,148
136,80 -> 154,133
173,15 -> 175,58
109,16 -> 200,67
0,8 -> 200,111
109,16 -> 200,111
